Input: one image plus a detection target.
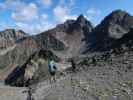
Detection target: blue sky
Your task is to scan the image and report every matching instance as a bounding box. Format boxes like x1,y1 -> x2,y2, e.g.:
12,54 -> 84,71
0,0 -> 132,34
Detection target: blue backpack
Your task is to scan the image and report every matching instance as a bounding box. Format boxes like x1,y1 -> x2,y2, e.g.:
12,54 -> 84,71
48,60 -> 56,72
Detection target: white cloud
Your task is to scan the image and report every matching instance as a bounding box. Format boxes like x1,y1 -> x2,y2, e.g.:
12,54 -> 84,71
54,6 -> 68,22
53,6 -> 77,23
0,3 -> 6,10
40,14 -> 48,21
86,7 -> 101,26
84,15 -> 92,21
69,0 -> 75,6
0,0 -> 78,34
87,7 -> 101,16
15,13 -> 55,34
10,1 -> 55,34
15,22 -> 32,33
53,0 -> 77,23
0,0 -> 56,34
59,0 -> 75,7
0,22 -> 13,31
11,3 -> 38,22
15,22 -> 40,34
36,22 -> 55,33
41,0 -> 52,7
0,0 -> 24,11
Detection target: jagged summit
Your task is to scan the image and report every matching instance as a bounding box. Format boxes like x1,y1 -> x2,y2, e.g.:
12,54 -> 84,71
76,14 -> 86,22
75,14 -> 93,31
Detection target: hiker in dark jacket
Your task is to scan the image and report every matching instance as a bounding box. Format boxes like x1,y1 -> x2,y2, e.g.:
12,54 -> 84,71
70,58 -> 76,72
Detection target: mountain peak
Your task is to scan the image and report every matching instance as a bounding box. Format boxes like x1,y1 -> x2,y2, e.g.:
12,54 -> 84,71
103,9 -> 131,24
110,9 -> 130,16
76,14 -> 93,29
77,14 -> 87,23
87,9 -> 133,52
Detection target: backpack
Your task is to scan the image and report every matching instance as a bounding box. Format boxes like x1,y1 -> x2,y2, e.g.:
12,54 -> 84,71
48,60 -> 57,72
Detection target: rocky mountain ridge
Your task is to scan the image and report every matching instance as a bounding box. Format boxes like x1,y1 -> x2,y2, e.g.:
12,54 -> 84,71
0,9 -> 133,100
0,9 -> 133,89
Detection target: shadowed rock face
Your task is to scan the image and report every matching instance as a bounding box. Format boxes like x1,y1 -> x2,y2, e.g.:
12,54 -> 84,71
85,10 -> 133,52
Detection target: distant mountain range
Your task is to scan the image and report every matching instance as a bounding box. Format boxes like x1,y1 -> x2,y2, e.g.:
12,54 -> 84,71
0,29 -> 27,49
0,9 -> 133,86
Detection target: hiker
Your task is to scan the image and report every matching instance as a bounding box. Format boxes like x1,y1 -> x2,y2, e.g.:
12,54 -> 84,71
70,58 -> 76,72
26,87 -> 34,100
48,59 -> 57,83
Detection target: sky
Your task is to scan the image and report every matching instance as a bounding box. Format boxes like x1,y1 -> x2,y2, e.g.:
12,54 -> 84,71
0,0 -> 132,34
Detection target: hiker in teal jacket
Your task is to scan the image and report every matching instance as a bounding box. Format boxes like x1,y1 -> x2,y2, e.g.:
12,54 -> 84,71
48,59 -> 57,82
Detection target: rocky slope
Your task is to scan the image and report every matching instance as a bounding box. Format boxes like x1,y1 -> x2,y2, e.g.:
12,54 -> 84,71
32,49 -> 133,100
